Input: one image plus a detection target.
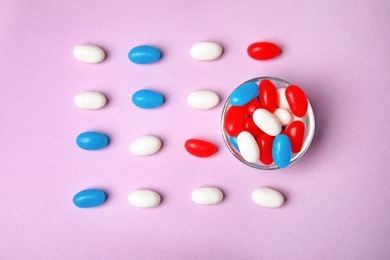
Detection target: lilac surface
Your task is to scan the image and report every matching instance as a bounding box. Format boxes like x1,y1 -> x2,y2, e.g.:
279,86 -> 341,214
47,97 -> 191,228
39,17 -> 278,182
1,0 -> 390,259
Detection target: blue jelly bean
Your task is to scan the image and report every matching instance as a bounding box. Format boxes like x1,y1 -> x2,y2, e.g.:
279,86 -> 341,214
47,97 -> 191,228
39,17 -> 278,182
272,134 -> 292,168
229,81 -> 259,106
132,89 -> 164,109
73,189 -> 106,208
229,136 -> 240,152
128,45 -> 161,64
76,132 -> 108,150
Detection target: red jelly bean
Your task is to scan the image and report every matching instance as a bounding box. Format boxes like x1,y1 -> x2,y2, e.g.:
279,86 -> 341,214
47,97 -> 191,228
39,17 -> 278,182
243,98 -> 261,116
285,85 -> 308,117
256,134 -> 275,165
247,42 -> 281,60
185,139 -> 217,157
244,117 -> 264,137
224,106 -> 246,136
259,80 -> 278,112
285,121 -> 305,153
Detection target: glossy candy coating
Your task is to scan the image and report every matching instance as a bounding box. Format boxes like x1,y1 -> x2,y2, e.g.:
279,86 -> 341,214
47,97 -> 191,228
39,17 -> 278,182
243,98 -> 261,116
187,90 -> 220,109
286,121 -> 305,153
259,80 -> 278,112
253,108 -> 282,136
237,131 -> 259,163
74,91 -> 107,110
285,85 -> 308,117
190,42 -> 223,61
128,45 -> 161,64
185,139 -> 217,157
132,89 -> 164,109
192,187 -> 224,205
130,136 -> 162,156
272,134 -> 292,168
256,134 -> 275,165
73,45 -> 105,63
223,106 -> 246,136
73,189 -> 106,208
247,42 -> 281,60
229,82 -> 259,106
274,108 -> 293,126
76,132 -> 108,150
252,188 -> 285,208
243,117 -> 263,138
128,190 -> 161,208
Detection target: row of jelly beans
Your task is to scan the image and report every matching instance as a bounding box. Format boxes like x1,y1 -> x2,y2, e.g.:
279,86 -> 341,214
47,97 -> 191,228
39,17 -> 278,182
223,79 -> 308,168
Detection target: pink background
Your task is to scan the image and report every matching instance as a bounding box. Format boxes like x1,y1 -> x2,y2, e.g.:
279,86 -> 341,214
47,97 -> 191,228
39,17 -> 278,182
1,0 -> 390,259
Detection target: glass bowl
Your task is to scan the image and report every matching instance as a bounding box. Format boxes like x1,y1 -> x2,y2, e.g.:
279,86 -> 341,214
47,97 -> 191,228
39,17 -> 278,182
221,76 -> 315,170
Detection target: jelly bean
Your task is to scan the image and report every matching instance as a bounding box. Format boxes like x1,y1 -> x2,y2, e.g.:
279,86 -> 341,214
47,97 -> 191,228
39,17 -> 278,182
247,42 -> 281,60
243,98 -> 261,116
76,132 -> 108,150
229,136 -> 240,152
256,134 -> 275,165
128,190 -> 161,208
253,108 -> 282,136
191,187 -> 224,205
252,188 -> 285,208
237,131 -> 259,163
277,88 -> 290,109
274,108 -> 293,126
285,85 -> 308,117
243,117 -> 264,138
187,90 -> 220,109
259,79 -> 278,112
73,189 -> 106,208
128,45 -> 161,64
190,42 -> 223,61
130,136 -> 162,156
272,134 -> 292,168
74,91 -> 107,110
223,106 -> 246,136
229,82 -> 259,106
286,121 -> 305,153
185,139 -> 217,157
132,89 -> 164,109
73,45 -> 106,63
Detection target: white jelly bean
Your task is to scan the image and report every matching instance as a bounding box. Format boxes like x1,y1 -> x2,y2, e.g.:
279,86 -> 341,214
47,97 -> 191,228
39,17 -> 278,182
187,90 -> 220,109
74,91 -> 107,110
128,190 -> 161,208
274,108 -> 292,126
191,187 -> 224,205
253,109 -> 282,136
190,42 -> 223,61
130,136 -> 162,156
252,187 -> 285,208
237,131 -> 260,163
73,45 -> 106,63
277,88 -> 290,109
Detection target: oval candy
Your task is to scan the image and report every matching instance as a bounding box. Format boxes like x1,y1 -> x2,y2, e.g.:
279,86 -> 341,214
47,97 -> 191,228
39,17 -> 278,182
132,89 -> 164,109
223,106 -> 246,136
73,45 -> 106,63
286,121 -> 305,153
128,190 -> 161,208
253,108 -> 282,136
73,189 -> 106,208
187,90 -> 220,109
259,79 -> 278,112
128,45 -> 161,64
242,98 -> 261,116
74,91 -> 107,110
229,81 -> 259,106
274,108 -> 293,126
190,42 -> 223,61
191,187 -> 224,205
130,136 -> 162,156
277,88 -> 290,109
185,139 -> 217,158
237,131 -> 259,163
76,132 -> 108,150
256,133 -> 275,165
252,188 -> 285,208
247,42 -> 281,60
243,117 -> 264,138
272,134 -> 292,168
285,85 -> 308,117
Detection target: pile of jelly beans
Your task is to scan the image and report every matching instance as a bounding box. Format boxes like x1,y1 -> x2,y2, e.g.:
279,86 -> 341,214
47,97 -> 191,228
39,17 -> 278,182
223,78 -> 310,169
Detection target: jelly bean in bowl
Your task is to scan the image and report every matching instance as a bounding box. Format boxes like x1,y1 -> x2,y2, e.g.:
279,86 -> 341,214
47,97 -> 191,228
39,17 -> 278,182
221,77 -> 315,170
